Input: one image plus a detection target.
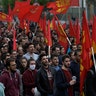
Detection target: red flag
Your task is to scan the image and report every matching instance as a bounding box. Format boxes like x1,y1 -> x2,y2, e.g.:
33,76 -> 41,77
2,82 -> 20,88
47,20 -> 52,47
55,16 -> 68,52
23,5 -> 44,22
13,28 -> 17,51
27,0 -> 31,3
0,12 -> 12,22
42,14 -> 48,44
8,4 -> 12,16
50,17 -> 57,30
38,18 -> 43,31
47,0 -> 71,14
24,20 -> 30,34
92,16 -> 96,53
71,0 -> 79,6
75,19 -> 80,44
12,0 -> 30,17
80,11 -> 92,93
15,0 -> 30,8
62,22 -> 66,29
69,17 -> 76,37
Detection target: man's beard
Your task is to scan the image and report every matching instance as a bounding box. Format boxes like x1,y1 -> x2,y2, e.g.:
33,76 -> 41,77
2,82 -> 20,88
42,63 -> 48,67
11,69 -> 16,73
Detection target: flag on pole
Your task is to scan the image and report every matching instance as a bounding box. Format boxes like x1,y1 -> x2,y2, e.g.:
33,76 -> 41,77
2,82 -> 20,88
23,5 -> 44,22
75,19 -> 80,44
92,16 -> 96,53
47,0 -> 71,14
12,0 -> 30,17
47,20 -> 52,47
55,15 -> 69,52
80,11 -> 92,94
13,28 -> 17,51
69,17 -> 76,37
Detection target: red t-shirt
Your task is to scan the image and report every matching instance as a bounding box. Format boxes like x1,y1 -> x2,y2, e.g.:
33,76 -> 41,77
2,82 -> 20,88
62,69 -> 73,96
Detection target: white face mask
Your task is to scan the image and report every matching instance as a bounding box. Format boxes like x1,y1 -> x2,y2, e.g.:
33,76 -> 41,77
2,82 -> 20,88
30,65 -> 36,70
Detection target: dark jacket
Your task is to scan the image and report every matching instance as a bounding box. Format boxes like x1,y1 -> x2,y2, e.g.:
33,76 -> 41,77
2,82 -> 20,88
36,66 -> 54,96
0,70 -> 20,96
22,69 -> 37,96
84,66 -> 96,96
55,68 -> 72,96
70,61 -> 80,92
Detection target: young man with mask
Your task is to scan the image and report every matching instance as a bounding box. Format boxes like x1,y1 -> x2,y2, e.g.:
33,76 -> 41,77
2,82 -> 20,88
36,54 -> 54,96
22,58 -> 37,96
0,58 -> 20,96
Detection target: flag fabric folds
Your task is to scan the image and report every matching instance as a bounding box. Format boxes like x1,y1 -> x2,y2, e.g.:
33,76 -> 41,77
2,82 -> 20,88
92,16 -> 96,53
55,15 -> 69,52
80,11 -> 92,94
47,0 -> 71,14
47,20 -> 52,47
75,19 -> 80,44
69,17 -> 76,37
12,0 -> 30,16
13,28 -> 17,51
23,5 -> 44,22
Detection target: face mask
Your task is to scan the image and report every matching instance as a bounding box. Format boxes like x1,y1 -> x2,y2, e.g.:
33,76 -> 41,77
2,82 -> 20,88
30,65 -> 36,70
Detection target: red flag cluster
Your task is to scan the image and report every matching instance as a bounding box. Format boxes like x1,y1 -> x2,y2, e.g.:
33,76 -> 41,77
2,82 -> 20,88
80,11 -> 92,94
12,1 -> 44,22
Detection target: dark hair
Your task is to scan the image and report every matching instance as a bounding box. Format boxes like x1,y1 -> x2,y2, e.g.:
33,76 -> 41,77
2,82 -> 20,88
74,49 -> 81,56
51,54 -> 58,59
27,42 -> 34,48
62,54 -> 70,62
20,57 -> 27,63
6,58 -> 15,69
28,58 -> 35,66
39,53 -> 46,61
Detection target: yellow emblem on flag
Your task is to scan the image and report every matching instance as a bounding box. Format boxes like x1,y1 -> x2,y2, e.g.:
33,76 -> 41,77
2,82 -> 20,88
55,0 -> 71,13
56,8 -> 66,13
56,0 -> 70,7
1,14 -> 6,19
16,9 -> 19,12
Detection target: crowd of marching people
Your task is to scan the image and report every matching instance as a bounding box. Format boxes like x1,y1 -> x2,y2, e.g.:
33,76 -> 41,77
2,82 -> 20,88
0,20 -> 82,96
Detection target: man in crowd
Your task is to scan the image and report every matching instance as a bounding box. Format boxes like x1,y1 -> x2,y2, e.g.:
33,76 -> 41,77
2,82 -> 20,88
23,43 -> 39,61
36,54 -> 54,96
0,58 -> 21,96
55,54 -> 76,96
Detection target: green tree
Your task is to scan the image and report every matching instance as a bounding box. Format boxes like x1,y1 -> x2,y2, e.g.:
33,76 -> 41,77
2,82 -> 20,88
1,0 -> 15,13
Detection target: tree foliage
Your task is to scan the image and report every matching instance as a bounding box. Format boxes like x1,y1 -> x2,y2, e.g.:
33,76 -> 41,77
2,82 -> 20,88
38,0 -> 50,5
1,0 -> 15,13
